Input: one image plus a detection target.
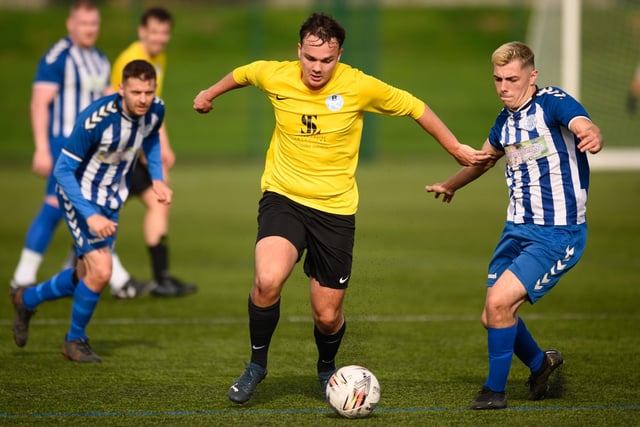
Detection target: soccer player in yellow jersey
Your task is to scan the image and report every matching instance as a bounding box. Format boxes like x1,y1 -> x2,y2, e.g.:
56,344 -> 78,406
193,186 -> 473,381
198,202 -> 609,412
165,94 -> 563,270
193,12 -> 490,404
110,7 -> 197,298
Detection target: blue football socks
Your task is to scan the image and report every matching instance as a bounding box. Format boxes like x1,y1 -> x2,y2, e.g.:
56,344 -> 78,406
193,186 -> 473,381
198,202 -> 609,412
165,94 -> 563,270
66,280 -> 101,342
22,268 -> 76,310
514,317 -> 544,372
24,202 -> 63,254
485,324 -> 518,393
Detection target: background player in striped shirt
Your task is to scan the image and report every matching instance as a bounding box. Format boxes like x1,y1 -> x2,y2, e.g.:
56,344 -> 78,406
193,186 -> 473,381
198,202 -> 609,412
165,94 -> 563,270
426,41 -> 603,409
193,12 -> 489,404
10,0 -> 111,292
108,7 -> 196,298
10,60 -> 171,362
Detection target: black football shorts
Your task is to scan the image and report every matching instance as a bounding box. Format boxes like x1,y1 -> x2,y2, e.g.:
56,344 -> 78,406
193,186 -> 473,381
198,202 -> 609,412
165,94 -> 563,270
257,191 -> 355,289
129,158 -> 153,197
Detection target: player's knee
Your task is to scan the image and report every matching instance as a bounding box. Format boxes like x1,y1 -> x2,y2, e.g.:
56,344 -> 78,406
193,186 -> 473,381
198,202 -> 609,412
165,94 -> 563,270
86,264 -> 112,286
315,318 -> 341,335
485,292 -> 507,312
254,270 -> 278,289
480,310 -> 489,329
484,298 -> 516,327
252,272 -> 282,303
313,309 -> 342,334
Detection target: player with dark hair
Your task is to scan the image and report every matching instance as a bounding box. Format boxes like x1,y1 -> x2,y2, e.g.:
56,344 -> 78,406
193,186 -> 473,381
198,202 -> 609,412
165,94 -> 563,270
10,0 -> 111,292
426,41 -> 603,409
10,60 -> 171,362
193,12 -> 489,404
106,6 -> 196,298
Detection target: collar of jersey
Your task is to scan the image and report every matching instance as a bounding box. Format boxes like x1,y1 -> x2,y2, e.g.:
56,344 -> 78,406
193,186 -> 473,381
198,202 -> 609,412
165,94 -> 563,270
116,95 -> 138,122
508,85 -> 539,113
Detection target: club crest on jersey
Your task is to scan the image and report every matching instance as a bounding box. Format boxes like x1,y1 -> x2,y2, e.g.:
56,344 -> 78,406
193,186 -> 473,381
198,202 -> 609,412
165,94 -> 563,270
326,94 -> 344,112
522,115 -> 537,131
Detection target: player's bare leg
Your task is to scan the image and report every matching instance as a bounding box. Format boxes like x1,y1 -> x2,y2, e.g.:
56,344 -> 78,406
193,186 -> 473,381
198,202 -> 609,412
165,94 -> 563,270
229,236 -> 297,404
310,279 -> 346,392
139,188 -> 197,297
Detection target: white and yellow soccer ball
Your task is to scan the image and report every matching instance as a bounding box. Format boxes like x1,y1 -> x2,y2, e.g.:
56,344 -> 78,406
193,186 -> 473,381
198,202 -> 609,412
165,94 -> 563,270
325,365 -> 381,419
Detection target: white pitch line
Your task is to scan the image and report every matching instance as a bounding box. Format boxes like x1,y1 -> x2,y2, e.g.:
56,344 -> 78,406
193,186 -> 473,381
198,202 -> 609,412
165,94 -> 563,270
0,312 -> 637,327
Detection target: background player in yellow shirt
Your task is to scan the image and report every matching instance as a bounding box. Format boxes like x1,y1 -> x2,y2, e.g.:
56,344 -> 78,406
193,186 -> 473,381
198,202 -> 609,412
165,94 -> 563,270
110,7 -> 197,298
193,12 -> 490,404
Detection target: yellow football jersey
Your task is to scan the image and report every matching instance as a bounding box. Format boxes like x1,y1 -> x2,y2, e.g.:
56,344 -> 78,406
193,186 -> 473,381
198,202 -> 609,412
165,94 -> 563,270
111,41 -> 166,96
233,60 -> 425,215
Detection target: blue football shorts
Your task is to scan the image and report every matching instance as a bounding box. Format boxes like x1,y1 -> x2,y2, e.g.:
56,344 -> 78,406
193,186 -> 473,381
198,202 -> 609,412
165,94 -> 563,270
57,186 -> 118,257
487,221 -> 587,303
257,191 -> 355,289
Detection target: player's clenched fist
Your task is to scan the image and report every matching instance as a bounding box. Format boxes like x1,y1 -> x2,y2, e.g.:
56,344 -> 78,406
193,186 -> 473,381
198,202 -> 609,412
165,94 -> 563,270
193,90 -> 213,114
152,180 -> 173,205
87,215 -> 118,238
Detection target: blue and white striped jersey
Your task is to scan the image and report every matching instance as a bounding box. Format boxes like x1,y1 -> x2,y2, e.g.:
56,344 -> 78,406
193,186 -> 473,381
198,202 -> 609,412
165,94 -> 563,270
35,36 -> 110,139
488,86 -> 591,226
54,94 -> 165,220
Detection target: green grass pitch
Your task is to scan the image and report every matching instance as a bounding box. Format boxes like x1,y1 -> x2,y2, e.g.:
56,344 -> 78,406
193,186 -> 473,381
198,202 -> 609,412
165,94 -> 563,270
0,160 -> 638,425
0,4 -> 638,426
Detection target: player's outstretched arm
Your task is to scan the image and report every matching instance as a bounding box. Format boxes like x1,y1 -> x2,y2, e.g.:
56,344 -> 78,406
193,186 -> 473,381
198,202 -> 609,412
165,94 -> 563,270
425,182 -> 456,203
571,118 -> 604,154
415,104 -> 491,167
425,166 -> 488,204
425,140 -> 501,203
193,72 -> 245,114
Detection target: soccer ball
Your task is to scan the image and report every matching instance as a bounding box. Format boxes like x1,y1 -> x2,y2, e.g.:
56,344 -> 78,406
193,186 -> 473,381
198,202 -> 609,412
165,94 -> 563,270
325,365 -> 380,419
